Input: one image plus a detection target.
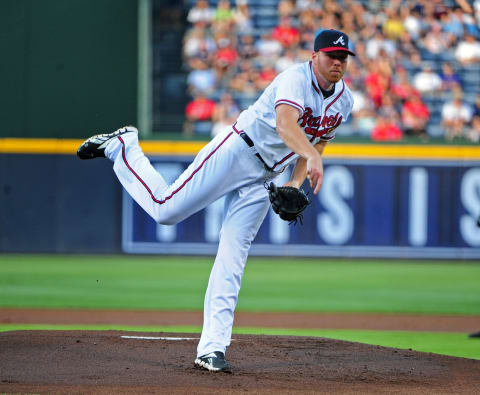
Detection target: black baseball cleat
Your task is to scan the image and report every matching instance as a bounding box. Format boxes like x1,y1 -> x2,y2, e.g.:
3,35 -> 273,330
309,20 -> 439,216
77,126 -> 138,160
194,351 -> 232,373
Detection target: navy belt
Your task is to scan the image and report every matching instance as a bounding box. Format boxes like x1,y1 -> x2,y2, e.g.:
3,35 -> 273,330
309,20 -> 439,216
238,131 -> 273,171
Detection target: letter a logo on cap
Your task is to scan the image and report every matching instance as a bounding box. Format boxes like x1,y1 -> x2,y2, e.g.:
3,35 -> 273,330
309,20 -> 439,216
333,36 -> 345,46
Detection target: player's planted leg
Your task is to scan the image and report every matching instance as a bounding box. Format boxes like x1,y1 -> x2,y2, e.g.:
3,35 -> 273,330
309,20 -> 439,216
196,183 -> 271,371
194,351 -> 232,373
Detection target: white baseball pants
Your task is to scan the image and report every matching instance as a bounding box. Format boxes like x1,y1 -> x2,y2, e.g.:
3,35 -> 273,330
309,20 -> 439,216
105,128 -> 279,357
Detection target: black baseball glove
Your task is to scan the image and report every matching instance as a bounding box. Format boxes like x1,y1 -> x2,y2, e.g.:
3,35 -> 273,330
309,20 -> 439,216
267,182 -> 310,225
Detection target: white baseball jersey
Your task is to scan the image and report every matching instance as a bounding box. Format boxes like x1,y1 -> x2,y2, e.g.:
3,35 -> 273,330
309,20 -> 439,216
234,60 -> 354,170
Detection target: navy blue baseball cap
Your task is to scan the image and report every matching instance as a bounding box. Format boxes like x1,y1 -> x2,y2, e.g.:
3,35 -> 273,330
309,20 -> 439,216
314,29 -> 355,56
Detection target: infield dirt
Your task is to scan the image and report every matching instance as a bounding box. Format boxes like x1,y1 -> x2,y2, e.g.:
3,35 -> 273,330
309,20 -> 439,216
1,309 -> 480,394
1,330 -> 480,394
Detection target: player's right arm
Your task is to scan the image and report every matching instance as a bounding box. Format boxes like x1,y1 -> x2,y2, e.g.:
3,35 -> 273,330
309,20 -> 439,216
275,104 -> 324,194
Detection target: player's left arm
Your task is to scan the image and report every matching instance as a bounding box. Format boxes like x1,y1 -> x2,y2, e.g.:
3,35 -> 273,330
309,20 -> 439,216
284,141 -> 328,189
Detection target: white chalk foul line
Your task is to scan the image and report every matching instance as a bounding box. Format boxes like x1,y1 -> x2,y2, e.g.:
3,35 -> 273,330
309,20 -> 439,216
121,336 -> 200,341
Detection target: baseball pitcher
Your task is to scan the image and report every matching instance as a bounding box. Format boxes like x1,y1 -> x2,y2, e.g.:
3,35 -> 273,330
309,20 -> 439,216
77,29 -> 355,373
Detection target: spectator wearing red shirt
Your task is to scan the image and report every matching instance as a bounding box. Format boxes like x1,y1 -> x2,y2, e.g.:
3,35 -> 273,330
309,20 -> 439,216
271,16 -> 300,49
401,93 -> 430,139
184,93 -> 216,135
214,41 -> 238,70
391,67 -> 416,102
364,61 -> 390,108
371,115 -> 403,141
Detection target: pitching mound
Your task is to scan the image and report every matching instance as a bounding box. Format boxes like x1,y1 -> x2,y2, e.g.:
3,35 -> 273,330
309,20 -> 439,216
1,330 -> 479,394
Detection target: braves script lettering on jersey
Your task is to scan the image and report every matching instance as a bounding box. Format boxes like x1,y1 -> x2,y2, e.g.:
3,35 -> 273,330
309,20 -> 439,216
77,28 -> 355,373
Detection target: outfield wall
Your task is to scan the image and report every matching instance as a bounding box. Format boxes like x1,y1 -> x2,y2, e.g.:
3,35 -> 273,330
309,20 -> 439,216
123,156 -> 480,260
1,140 -> 480,259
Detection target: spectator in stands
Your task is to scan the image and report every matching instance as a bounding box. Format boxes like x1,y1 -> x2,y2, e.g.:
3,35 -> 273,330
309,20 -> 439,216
229,59 -> 260,97
383,6 -> 405,41
339,11 -> 356,39
401,6 -> 423,40
401,93 -> 430,139
421,21 -> 453,61
275,48 -> 298,73
365,29 -> 396,60
371,115 -> 403,141
349,1 -> 368,32
441,7 -> 465,40
472,93 -> 480,119
256,62 -> 277,90
296,0 -> 322,16
395,29 -> 417,59
440,62 -> 462,93
277,0 -> 297,18
391,66 -> 417,104
272,16 -> 300,49
233,0 -> 253,33
184,92 -> 216,136
453,5 -> 479,37
474,0 -> 480,26
352,107 -> 377,137
255,32 -> 283,60
413,64 -> 442,96
455,33 -> 480,65
379,93 -> 401,123
399,47 -> 423,73
183,25 -> 216,69
322,0 -> 342,19
187,0 -> 214,26
343,60 -> 363,91
214,0 -> 235,25
466,94 -> 480,142
297,9 -> 316,56
211,92 -> 240,137
441,90 -> 473,140
349,77 -> 380,137
187,61 -> 217,96
213,35 -> 238,70
237,33 -> 257,60
364,60 -> 390,108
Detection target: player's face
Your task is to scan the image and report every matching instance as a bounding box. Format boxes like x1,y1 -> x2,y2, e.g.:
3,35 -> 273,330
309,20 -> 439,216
312,51 -> 348,84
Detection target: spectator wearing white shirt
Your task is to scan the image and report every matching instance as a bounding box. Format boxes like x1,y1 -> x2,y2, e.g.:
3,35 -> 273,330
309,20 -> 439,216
455,34 -> 480,65
187,0 -> 214,25
255,32 -> 283,60
402,7 -> 423,40
413,64 -> 442,95
441,90 -> 473,140
365,30 -> 397,60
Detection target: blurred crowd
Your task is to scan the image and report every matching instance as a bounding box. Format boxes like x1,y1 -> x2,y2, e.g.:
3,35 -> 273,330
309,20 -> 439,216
182,0 -> 480,142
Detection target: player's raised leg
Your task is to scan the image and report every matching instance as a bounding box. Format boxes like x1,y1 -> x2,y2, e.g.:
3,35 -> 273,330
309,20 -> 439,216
78,126 -> 266,226
195,181 -> 272,371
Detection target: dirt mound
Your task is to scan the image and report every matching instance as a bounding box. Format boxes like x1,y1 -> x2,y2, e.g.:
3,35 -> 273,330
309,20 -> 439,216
1,330 -> 479,394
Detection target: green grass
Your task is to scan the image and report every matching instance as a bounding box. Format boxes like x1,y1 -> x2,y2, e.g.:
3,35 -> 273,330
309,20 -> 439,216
1,254 -> 479,314
1,255 -> 479,360
1,324 -> 479,360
